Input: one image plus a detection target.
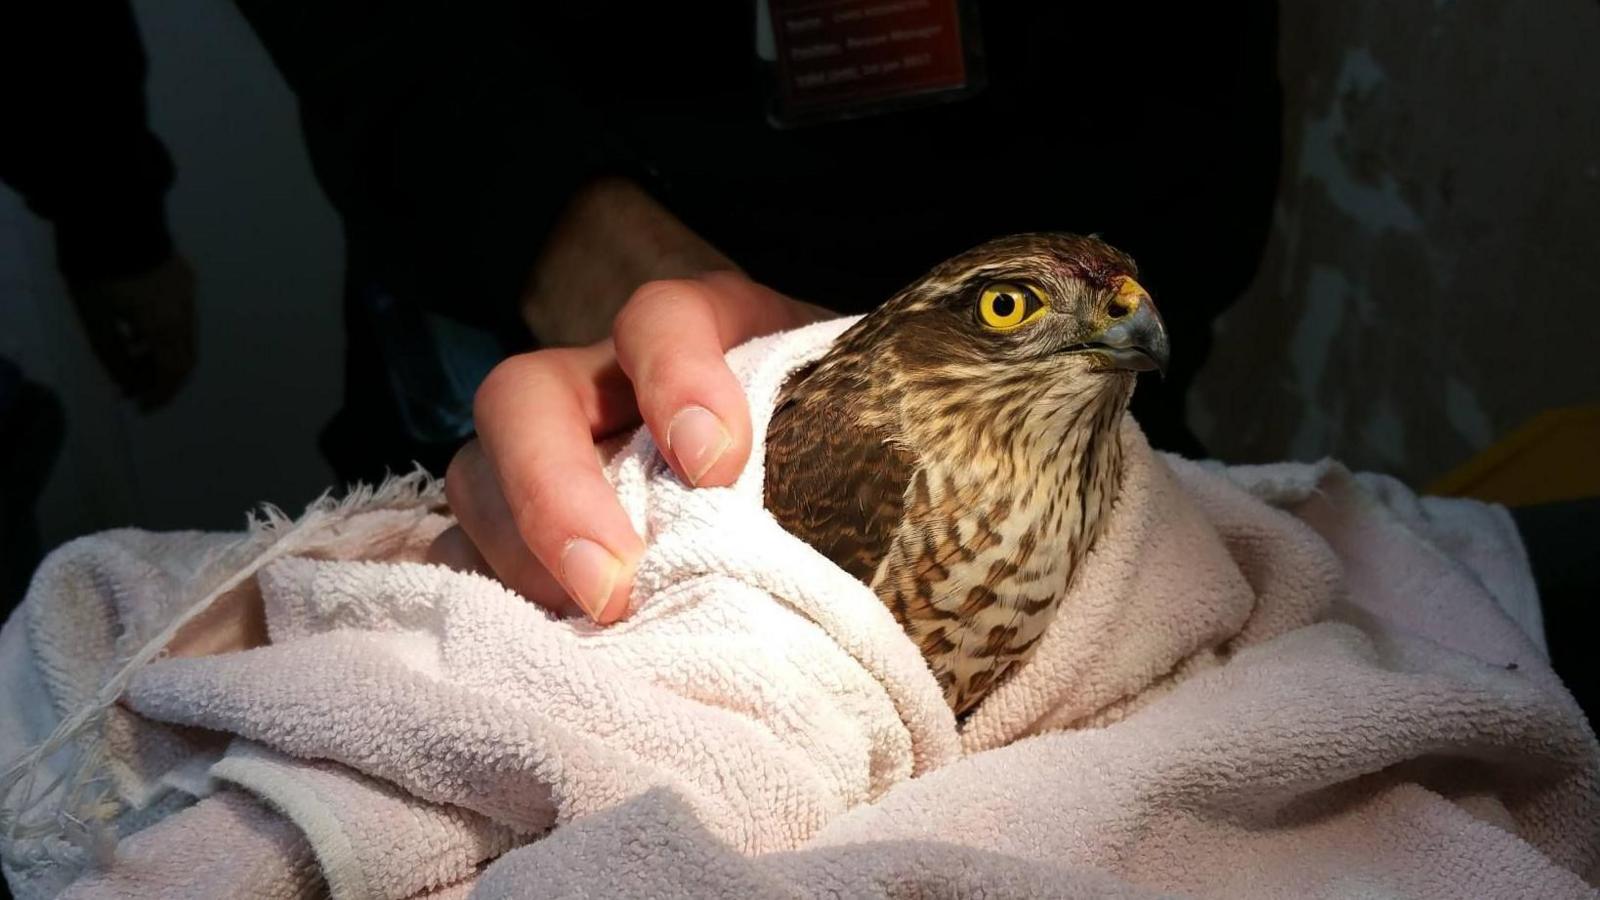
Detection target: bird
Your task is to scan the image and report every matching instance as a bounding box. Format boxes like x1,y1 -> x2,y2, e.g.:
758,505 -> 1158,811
763,233 -> 1169,716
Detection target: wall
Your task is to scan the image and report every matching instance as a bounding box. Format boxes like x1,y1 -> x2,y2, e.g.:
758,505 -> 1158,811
1192,0 -> 1600,486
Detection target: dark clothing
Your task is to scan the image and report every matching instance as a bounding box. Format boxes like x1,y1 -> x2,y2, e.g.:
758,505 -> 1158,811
0,2 -> 164,611
0,359 -> 65,622
1511,501 -> 1600,728
234,2 -> 1283,476
1,0 -> 175,279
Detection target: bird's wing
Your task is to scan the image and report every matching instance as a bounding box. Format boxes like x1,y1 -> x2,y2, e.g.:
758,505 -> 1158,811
763,373 -> 913,586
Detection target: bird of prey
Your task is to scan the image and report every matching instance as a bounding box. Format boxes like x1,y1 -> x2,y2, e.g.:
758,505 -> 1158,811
764,233 -> 1169,716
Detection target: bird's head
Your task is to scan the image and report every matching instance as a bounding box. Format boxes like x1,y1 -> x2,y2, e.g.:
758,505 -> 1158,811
845,233 -> 1169,433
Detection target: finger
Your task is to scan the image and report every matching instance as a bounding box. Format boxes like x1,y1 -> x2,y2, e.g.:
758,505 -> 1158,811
442,441 -> 575,615
612,274 -> 815,489
166,584 -> 268,657
425,525 -> 493,577
473,347 -> 645,623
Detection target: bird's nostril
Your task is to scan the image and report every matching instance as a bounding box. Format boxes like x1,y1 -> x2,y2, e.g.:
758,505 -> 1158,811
1106,299 -> 1131,319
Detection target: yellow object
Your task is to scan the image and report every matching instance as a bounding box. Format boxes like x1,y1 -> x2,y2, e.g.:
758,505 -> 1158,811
1427,406 -> 1600,506
978,283 -> 1044,330
1116,276 -> 1148,311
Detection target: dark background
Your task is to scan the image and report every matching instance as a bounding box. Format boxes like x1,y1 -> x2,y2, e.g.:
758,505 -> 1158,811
5,0 -> 1597,550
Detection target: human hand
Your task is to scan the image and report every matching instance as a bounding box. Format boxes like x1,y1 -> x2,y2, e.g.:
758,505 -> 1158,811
433,270 -> 832,622
163,265 -> 817,658
67,254 -> 197,411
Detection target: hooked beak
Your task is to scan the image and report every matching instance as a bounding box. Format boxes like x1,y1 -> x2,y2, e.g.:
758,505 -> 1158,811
1088,299 -> 1169,376
1072,277 -> 1170,376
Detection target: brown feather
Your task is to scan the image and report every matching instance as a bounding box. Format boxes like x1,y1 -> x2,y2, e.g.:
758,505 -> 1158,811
765,361 -> 915,585
762,233 -> 1158,716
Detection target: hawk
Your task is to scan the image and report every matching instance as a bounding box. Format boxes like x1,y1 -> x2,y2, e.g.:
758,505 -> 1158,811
764,233 -> 1169,716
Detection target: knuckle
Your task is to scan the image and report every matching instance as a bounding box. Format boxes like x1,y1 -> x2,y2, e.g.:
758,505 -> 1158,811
615,279 -> 709,339
473,351 -> 560,422
614,280 -> 723,386
473,356 -> 524,418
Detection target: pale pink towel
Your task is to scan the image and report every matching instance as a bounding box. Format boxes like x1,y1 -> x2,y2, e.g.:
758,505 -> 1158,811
58,790 -> 319,900
3,317 -> 1595,899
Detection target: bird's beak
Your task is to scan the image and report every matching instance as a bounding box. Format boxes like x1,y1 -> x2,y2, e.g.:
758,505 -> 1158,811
1083,279 -> 1170,376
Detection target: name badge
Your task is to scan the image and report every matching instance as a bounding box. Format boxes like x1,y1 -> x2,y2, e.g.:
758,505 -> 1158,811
761,0 -> 985,128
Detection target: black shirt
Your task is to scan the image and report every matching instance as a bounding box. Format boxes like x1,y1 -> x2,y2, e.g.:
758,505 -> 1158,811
8,1 -> 1281,461
238,2 -> 1280,347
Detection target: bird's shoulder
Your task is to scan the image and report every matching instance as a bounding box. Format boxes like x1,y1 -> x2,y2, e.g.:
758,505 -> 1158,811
763,362 -> 916,585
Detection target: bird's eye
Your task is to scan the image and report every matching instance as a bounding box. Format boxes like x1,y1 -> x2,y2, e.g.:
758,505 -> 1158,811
978,283 -> 1045,331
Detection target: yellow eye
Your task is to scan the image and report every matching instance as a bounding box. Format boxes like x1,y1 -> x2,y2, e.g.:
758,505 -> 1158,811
978,283 -> 1045,331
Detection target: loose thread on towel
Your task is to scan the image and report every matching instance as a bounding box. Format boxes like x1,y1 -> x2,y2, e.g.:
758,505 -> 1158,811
0,468 -> 446,874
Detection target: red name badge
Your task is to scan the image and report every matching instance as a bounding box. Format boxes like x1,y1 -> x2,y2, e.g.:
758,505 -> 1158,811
764,0 -> 985,127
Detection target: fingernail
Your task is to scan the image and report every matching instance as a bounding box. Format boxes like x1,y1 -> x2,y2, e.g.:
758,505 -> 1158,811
666,405 -> 732,486
560,538 -> 621,620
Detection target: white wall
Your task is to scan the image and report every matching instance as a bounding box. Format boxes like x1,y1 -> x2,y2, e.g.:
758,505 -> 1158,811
0,0 -> 345,546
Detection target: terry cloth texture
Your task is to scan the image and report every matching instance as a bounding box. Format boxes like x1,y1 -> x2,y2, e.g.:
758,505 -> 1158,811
2,317 -> 1594,899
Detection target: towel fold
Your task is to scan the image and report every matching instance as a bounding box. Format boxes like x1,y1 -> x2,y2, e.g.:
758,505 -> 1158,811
4,317 -> 1596,899
55,790 -> 320,900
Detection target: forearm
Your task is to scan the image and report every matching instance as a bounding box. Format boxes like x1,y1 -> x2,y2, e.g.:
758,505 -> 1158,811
521,178 -> 739,347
